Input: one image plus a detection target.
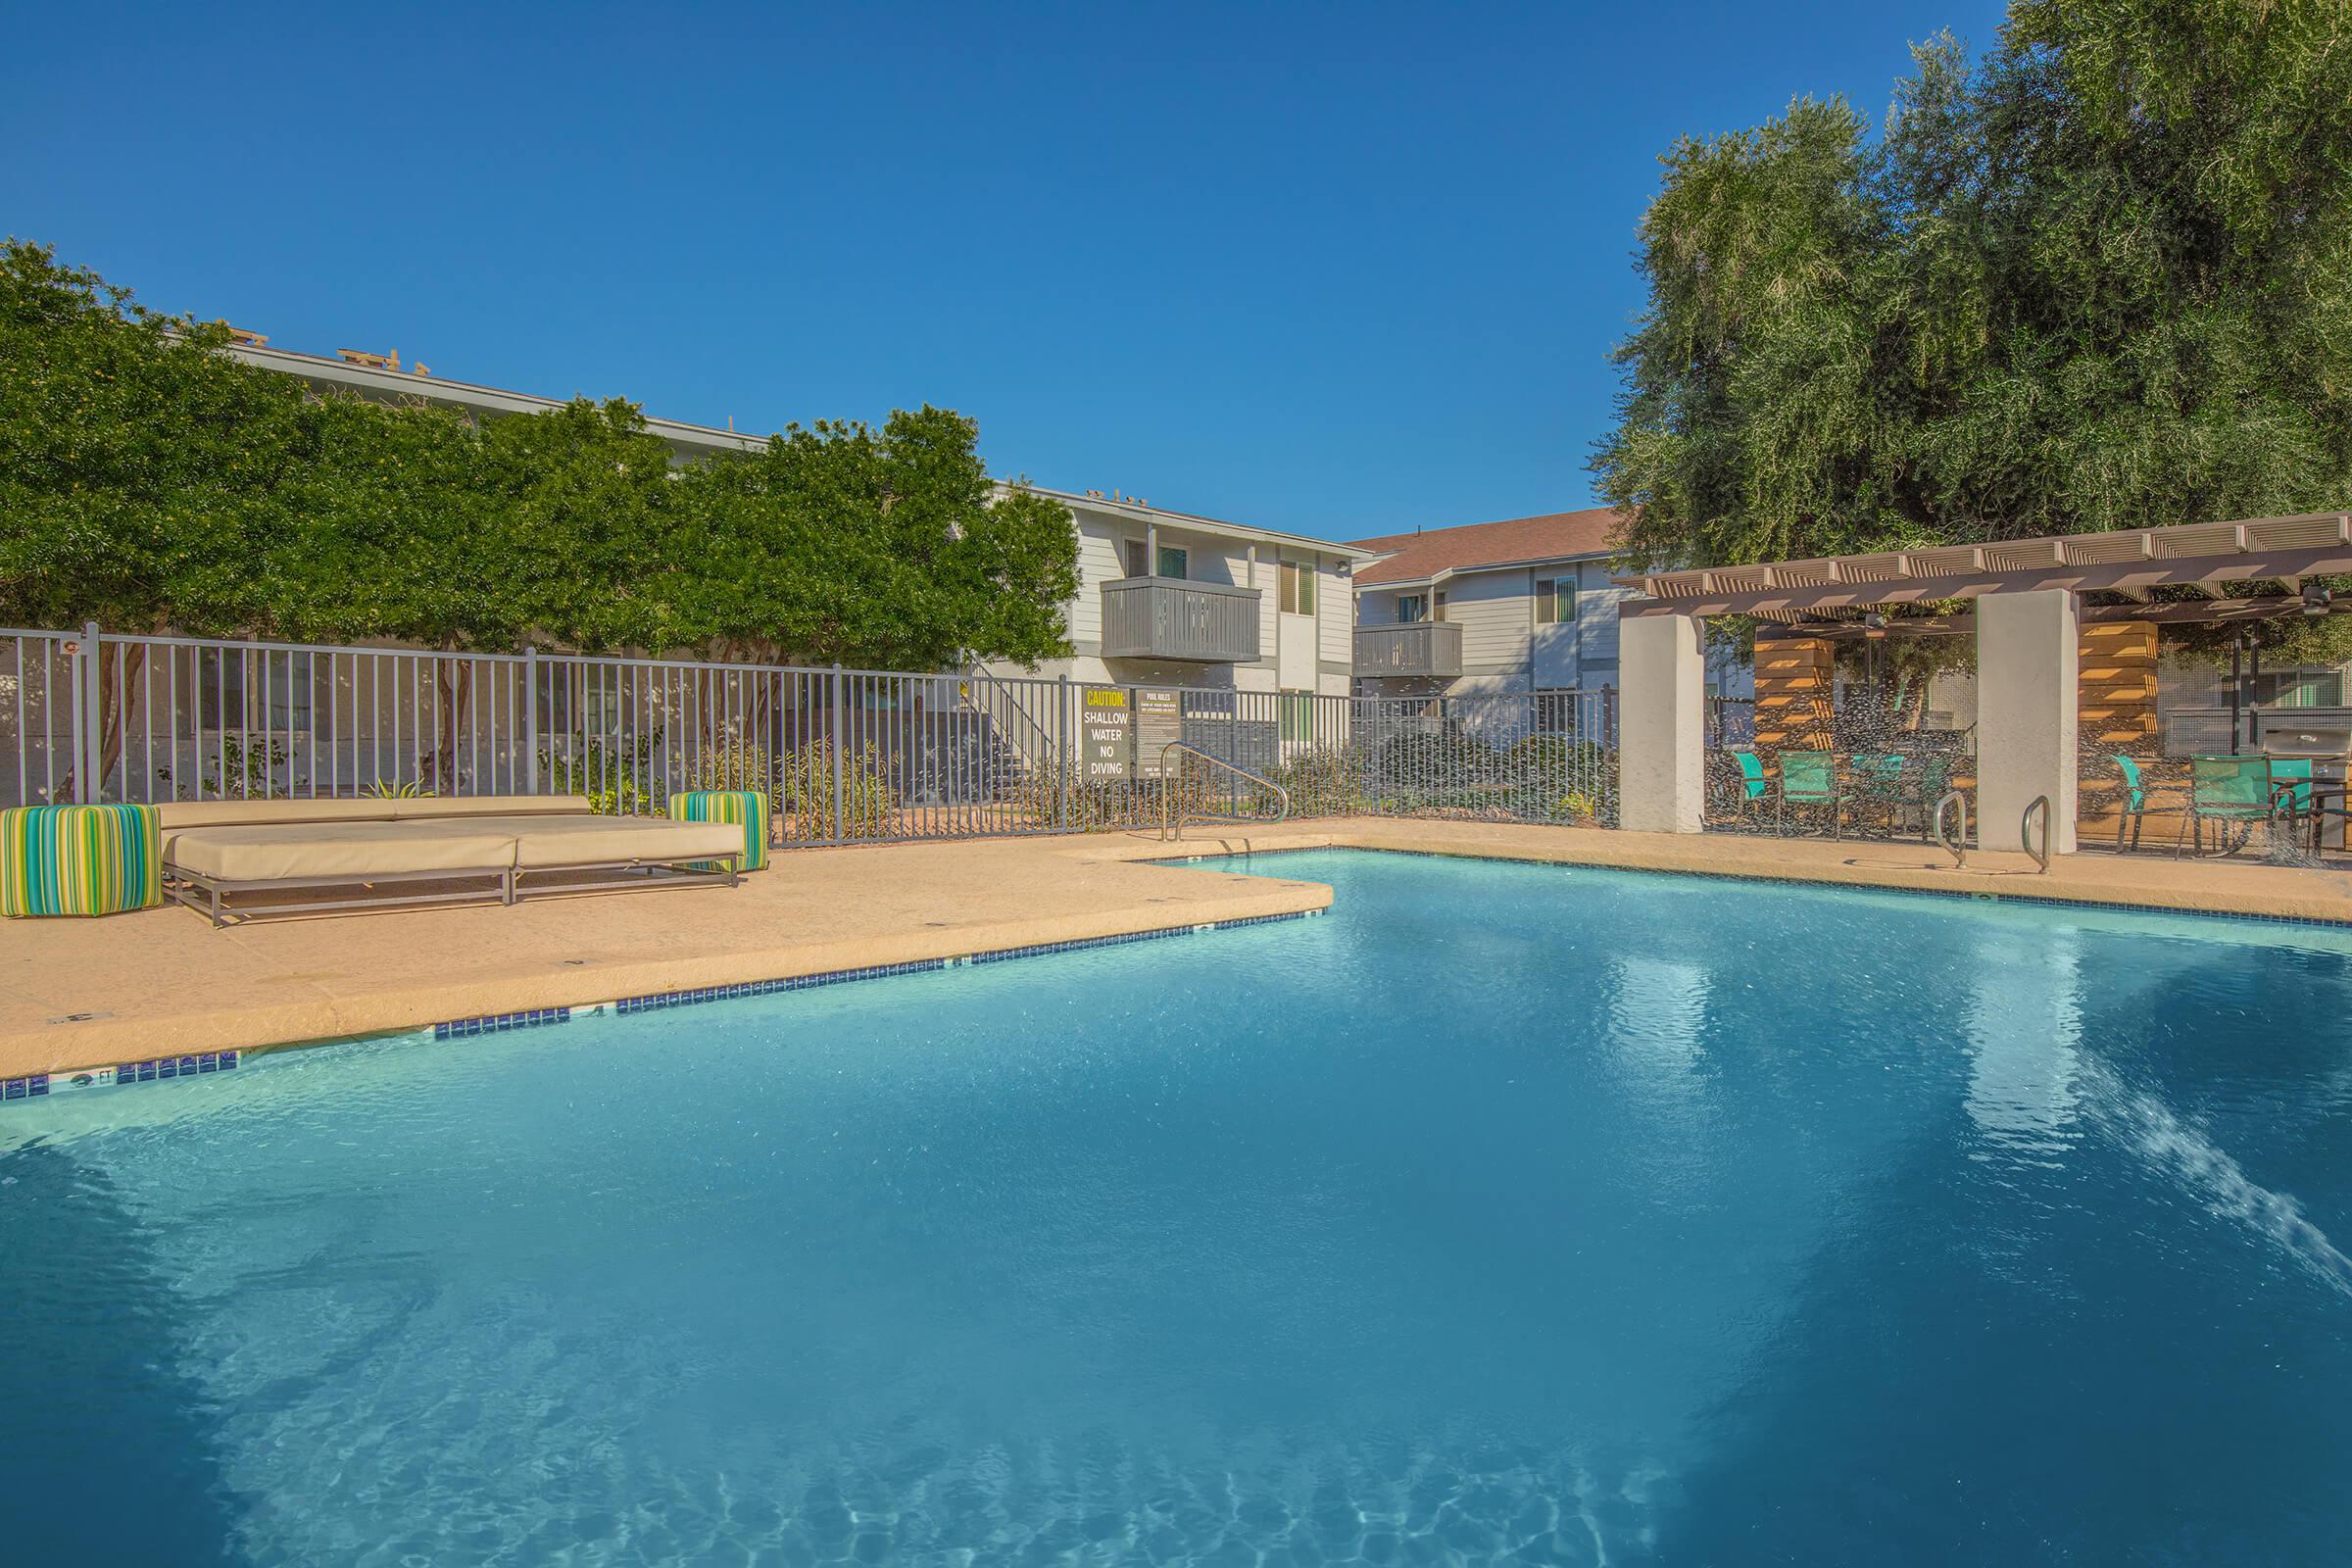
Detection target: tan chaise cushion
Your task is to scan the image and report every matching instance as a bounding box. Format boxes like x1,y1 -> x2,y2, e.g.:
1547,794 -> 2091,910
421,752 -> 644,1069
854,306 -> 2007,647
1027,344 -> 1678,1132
386,795 -> 597,821
154,796 -> 592,859
167,822 -> 519,883
442,814 -> 747,869
157,799 -> 398,831
156,798 -> 399,862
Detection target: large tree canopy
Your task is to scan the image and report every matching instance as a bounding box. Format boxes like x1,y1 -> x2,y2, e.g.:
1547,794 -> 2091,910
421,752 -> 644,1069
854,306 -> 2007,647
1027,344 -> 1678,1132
0,241 -> 1078,667
1595,0 -> 2352,610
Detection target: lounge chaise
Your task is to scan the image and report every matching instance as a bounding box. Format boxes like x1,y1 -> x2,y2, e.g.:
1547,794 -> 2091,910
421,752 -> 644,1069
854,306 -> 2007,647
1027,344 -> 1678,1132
157,796 -> 751,925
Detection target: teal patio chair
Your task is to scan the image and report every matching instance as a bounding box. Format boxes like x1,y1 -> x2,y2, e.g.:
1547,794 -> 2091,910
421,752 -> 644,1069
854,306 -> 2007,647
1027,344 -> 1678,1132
2178,755 -> 2275,858
2271,757 -> 2316,815
1777,750 -> 1842,837
1846,753 -> 1908,837
1904,753 -> 1959,842
2107,755 -> 2181,853
2267,758 -> 2319,851
1718,750 -> 1768,827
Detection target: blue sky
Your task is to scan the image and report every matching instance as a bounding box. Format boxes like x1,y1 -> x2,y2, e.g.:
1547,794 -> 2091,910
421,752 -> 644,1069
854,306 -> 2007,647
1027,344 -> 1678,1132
4,0 -> 2006,541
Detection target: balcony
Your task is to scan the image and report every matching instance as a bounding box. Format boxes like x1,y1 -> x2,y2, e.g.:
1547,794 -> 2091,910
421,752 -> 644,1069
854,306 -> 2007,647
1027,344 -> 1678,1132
1100,576 -> 1262,663
1354,621 -> 1462,678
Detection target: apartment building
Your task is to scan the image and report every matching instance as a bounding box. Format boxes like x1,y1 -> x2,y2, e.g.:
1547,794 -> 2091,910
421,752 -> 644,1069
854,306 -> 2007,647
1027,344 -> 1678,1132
976,489 -> 1370,700
1347,510 -> 1639,697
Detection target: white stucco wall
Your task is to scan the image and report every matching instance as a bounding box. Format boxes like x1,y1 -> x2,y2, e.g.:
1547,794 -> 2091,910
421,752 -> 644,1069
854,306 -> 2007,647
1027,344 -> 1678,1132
1976,589 -> 2079,855
1618,613 -> 1705,833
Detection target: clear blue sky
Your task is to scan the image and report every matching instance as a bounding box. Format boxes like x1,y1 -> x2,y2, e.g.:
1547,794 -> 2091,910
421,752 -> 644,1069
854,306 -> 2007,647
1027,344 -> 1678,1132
4,0 -> 2007,541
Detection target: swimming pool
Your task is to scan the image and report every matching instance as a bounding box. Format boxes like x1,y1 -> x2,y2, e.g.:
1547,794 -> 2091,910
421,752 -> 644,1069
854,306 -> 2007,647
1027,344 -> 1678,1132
8,848 -> 2351,1564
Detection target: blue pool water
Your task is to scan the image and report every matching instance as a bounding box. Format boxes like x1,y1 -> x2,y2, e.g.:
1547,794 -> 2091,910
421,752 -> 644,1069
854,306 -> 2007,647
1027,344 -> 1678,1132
8,849 -> 2352,1565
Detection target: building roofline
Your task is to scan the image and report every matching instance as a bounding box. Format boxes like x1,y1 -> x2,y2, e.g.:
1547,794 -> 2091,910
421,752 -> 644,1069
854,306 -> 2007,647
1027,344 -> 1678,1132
232,345 -> 1371,558
225,342 -> 774,454
1359,549 -> 1618,592
1016,485 -> 1384,562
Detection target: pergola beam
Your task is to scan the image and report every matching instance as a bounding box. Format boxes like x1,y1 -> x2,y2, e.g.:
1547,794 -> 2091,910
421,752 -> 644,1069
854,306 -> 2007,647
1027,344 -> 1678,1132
1621,541 -> 2352,618
1762,596 -> 2349,640
1620,512 -> 2352,618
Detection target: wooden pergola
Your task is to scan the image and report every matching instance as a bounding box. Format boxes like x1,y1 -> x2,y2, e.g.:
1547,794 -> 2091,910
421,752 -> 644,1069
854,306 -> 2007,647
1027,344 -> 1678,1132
1609,513 -> 2352,854
1617,513 -> 2352,620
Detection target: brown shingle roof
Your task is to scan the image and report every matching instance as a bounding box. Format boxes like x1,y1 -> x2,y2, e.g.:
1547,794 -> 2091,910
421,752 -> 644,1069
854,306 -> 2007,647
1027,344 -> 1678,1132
1347,508 -> 1626,586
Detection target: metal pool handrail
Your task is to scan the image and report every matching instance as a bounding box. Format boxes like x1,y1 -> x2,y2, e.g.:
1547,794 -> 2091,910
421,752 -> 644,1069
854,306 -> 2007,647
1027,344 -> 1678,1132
2022,795 -> 2052,873
1934,790 -> 1969,868
1157,742 -> 1289,842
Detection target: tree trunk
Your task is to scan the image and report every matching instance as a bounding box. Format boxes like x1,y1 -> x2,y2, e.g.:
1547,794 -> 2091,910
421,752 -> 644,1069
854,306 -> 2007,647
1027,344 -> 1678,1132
59,641 -> 148,804
430,655 -> 473,794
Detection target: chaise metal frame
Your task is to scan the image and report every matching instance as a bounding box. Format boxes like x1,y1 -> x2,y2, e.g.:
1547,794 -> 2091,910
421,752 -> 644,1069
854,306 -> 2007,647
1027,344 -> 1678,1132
167,854 -> 744,928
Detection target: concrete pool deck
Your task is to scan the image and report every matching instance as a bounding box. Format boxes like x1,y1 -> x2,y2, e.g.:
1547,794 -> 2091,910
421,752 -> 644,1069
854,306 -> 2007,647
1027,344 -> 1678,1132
8,817 -> 2352,1079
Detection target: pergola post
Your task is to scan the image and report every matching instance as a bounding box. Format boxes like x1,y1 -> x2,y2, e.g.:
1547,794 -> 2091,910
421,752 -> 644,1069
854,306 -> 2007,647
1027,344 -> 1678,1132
1618,612 -> 1705,833
1977,589 -> 2079,855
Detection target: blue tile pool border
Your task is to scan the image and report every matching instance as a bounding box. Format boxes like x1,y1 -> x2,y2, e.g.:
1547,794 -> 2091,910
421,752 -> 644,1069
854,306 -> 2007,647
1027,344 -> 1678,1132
1168,845 -> 2352,933
9,910 -> 1322,1107
8,1049 -> 241,1102
17,840 -> 2349,1113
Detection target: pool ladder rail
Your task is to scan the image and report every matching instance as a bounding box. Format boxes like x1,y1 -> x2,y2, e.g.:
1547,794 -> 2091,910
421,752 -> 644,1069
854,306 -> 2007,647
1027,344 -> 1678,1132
1934,790 -> 1969,869
1157,742 -> 1290,842
2021,795 -> 2053,873
1935,790 -> 2053,873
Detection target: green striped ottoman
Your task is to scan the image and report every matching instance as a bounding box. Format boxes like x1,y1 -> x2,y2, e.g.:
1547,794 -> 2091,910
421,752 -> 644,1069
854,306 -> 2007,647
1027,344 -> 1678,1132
1,803 -> 164,917
669,790 -> 772,872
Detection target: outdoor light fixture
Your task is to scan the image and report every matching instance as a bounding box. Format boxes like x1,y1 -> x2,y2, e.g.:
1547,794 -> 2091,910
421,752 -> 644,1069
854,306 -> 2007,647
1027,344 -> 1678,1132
2303,581 -> 2333,617
1863,612 -> 1888,638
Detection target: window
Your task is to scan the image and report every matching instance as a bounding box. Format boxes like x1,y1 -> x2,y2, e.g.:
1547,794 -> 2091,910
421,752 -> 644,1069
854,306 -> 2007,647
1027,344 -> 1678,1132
1280,689 -> 1314,741
1280,561 -> 1316,616
1396,593 -> 1428,624
2256,669 -> 2346,709
1123,541 -> 1188,579
1535,576 -> 1577,625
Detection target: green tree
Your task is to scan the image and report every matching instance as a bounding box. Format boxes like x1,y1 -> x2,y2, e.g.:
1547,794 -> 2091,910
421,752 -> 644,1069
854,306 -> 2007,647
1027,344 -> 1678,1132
672,407 -> 1078,668
1595,0 -> 2352,645
0,242 -> 308,637
0,238 -> 1080,790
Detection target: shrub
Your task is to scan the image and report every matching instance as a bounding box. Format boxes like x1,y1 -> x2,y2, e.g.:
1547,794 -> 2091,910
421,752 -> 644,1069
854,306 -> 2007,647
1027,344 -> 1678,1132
779,739 -> 894,837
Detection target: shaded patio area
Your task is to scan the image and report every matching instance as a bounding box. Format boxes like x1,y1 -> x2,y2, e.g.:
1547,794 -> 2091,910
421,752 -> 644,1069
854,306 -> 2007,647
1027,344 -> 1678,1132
1616,513 -> 2352,863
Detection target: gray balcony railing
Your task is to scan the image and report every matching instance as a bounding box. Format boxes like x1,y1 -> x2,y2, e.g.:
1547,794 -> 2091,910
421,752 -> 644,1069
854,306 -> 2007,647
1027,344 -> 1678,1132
1100,576 -> 1262,663
1354,621 -> 1463,678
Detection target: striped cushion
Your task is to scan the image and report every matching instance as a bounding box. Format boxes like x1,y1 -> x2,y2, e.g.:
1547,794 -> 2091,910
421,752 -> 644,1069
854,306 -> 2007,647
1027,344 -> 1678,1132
669,790 -> 771,872
2,804 -> 164,917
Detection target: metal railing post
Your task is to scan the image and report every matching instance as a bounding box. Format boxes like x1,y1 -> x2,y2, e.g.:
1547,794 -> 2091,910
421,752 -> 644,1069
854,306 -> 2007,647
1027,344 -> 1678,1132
1055,673 -> 1070,832
77,619 -> 102,803
523,645 -> 540,794
830,662 -> 846,843
1228,697 -> 1239,818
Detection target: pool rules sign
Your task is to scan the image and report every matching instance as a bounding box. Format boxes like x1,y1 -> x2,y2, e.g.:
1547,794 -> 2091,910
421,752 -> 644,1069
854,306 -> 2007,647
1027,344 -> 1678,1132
1135,688 -> 1181,777
1081,686 -> 1132,780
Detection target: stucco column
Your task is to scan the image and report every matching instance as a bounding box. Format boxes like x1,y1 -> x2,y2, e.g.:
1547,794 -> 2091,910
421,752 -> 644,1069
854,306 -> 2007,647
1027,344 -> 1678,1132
1977,589 -> 2079,855
1618,612 -> 1705,834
